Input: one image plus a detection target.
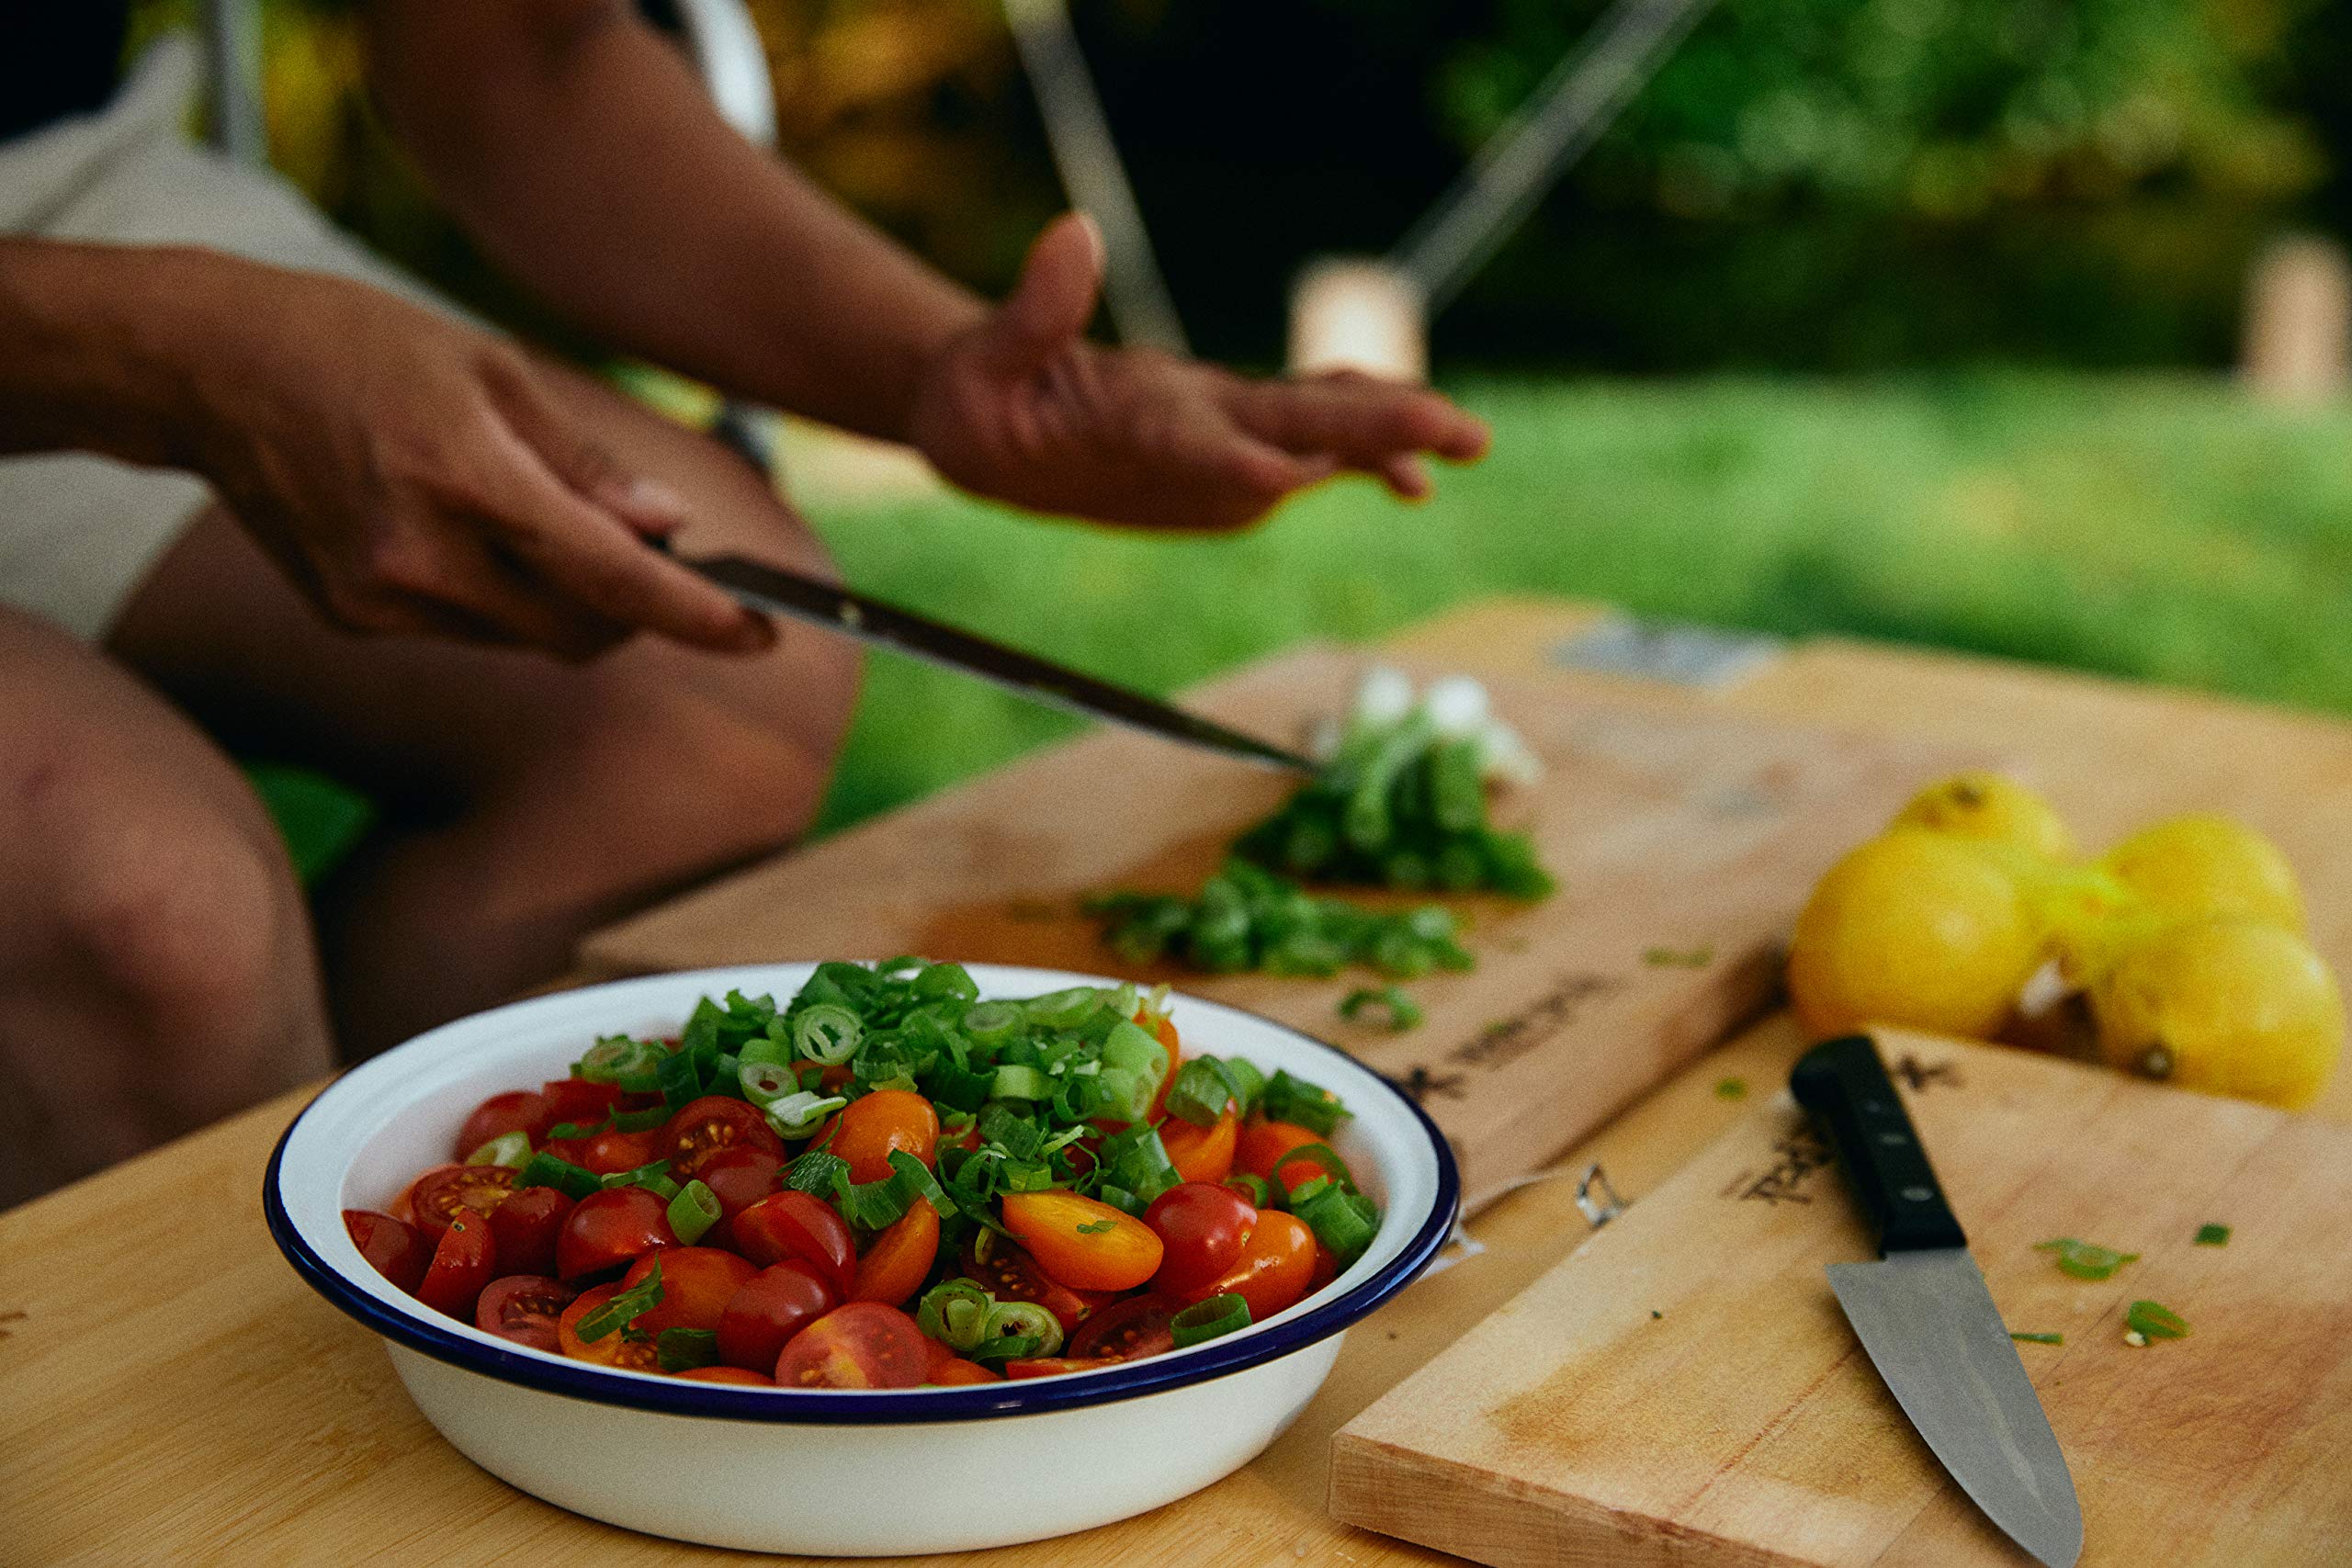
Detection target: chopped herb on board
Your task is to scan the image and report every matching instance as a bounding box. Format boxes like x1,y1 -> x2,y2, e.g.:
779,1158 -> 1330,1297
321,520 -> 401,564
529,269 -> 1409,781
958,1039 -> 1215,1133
1645,946 -> 1713,968
2009,1331 -> 2064,1346
2124,1300 -> 2189,1344
1340,986 -> 1424,1032
2035,1237 -> 2140,1281
2194,1223 -> 2232,1247
1713,1077 -> 1748,1101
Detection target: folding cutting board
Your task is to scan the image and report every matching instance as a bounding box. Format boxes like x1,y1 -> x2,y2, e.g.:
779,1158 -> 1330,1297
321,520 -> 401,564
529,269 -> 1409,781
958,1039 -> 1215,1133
584,646 -> 1976,1207
1330,1034 -> 2352,1566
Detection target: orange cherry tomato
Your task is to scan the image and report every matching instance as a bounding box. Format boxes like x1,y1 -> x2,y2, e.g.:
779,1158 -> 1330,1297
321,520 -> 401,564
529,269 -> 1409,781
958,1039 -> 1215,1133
1186,1210 -> 1315,1321
676,1365 -> 773,1385
1237,1119 -> 1339,1191
1159,1108 -> 1238,1186
773,1303 -> 928,1389
1002,1190 -> 1163,1292
851,1200 -> 940,1307
1003,1356 -> 1124,1380
927,1357 -> 1002,1385
407,1163 -> 516,1240
557,1282 -> 660,1371
656,1095 -> 785,1181
827,1090 -> 940,1184
415,1212 -> 496,1319
620,1247 -> 758,1335
1145,1012 -> 1182,1122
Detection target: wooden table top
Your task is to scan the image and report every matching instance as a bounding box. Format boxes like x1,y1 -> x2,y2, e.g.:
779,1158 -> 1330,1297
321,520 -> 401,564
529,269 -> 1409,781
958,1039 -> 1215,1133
6,596 -> 2346,1567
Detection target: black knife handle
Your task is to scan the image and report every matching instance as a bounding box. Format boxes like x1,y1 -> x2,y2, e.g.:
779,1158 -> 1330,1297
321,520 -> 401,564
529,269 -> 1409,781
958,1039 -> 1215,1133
1790,1034 -> 1966,1255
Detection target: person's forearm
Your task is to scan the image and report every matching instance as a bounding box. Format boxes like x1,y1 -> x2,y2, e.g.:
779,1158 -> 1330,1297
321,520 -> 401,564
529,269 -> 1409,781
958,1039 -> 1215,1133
365,1 -> 986,445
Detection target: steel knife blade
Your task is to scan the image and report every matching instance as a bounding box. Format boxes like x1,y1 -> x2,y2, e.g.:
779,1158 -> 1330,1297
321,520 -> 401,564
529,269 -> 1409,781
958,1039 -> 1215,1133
680,552 -> 1315,773
1792,1035 -> 2083,1568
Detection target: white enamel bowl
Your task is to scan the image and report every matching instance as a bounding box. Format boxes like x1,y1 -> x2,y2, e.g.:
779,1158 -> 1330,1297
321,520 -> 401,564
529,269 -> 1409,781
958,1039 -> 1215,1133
267,964 -> 1458,1556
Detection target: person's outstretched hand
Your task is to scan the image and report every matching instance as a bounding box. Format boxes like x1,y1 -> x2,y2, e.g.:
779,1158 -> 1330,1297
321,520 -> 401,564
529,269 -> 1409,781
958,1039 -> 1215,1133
908,216 -> 1490,532
189,264 -> 771,660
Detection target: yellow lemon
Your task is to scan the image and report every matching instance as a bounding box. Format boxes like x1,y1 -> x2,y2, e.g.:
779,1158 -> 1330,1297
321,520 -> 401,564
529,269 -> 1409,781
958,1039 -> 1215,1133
1890,773 -> 2076,863
1789,829 -> 2040,1040
2088,918 -> 2343,1111
2101,815 -> 2305,933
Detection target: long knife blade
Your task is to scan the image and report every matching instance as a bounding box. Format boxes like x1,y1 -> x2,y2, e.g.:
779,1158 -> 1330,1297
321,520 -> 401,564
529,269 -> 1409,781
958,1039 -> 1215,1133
683,553 -> 1315,773
1828,1250 -> 2083,1567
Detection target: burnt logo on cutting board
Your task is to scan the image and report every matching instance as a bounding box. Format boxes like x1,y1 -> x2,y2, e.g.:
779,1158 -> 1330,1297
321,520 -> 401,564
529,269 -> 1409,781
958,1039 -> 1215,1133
1892,1054 -> 1961,1092
1448,972 -> 1624,1072
1393,1065 -> 1470,1104
1719,1126 -> 1833,1206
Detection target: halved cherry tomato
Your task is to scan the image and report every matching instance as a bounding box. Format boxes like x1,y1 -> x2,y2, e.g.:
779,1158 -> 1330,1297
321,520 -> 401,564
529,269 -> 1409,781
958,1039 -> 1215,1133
1067,1292 -> 1178,1361
571,1127 -> 660,1177
344,1210 -> 431,1294
556,1186 -> 676,1280
1147,1012 -> 1182,1122
825,1089 -> 938,1184
677,1365 -> 773,1385
1237,1119 -> 1339,1191
959,1241 -> 1104,1334
921,1334 -> 959,1376
416,1212 -> 496,1318
1142,1181 -> 1255,1296
850,1200 -> 940,1307
539,1077 -> 623,1131
1003,1190 -> 1163,1292
620,1247 -> 758,1334
1003,1357 -> 1123,1380
773,1303 -> 927,1389
1159,1108 -> 1238,1185
474,1274 -> 578,1353
657,1095 -> 785,1181
718,1258 -> 839,1371
454,1090 -> 550,1161
1187,1209 -> 1315,1321
408,1163 -> 516,1240
487,1186 -> 572,1278
557,1282 -> 659,1371
731,1190 -> 855,1298
1308,1241 -> 1341,1293
927,1358 -> 1001,1385
695,1145 -> 782,1249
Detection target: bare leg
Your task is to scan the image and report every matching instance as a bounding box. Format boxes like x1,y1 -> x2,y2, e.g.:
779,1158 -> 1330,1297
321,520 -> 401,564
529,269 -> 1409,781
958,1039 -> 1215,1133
0,608 -> 331,1207
111,364 -> 861,1056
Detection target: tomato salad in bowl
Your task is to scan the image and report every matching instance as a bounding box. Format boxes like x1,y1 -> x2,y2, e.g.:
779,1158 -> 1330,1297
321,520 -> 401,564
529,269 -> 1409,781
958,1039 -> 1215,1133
267,963 -> 1453,1554
344,962 -> 1385,1389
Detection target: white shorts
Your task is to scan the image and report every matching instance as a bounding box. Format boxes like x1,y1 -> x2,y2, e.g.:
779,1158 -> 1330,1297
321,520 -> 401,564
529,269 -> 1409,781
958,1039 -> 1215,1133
0,35 -> 467,640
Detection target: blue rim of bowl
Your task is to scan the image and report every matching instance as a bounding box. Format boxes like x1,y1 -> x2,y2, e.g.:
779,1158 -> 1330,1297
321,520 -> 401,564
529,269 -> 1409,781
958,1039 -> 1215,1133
263,986 -> 1460,1424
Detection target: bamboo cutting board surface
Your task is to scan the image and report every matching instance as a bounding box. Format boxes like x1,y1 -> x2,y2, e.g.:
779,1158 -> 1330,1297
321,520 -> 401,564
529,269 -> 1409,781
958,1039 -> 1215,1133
583,646 -> 1976,1206
1330,1032 -> 2352,1567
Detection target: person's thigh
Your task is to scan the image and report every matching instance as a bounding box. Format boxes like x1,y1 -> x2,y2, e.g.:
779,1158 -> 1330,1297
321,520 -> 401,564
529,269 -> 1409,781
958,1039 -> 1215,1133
0,606 -> 330,1208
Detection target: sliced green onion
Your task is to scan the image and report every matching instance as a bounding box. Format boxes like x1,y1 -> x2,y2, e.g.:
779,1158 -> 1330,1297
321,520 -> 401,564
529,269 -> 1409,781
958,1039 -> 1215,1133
1714,1077 -> 1749,1101
576,1034 -> 663,1087
611,1104 -> 670,1134
763,1090 -> 847,1141
654,1326 -> 720,1372
2009,1331 -> 2064,1346
545,1117 -> 608,1141
575,1258 -> 663,1343
514,1152 -> 602,1201
962,999 -> 1025,1046
1338,986 -> 1423,1032
924,1056 -> 996,1113
990,1064 -> 1049,1101
2034,1237 -> 2140,1281
1291,1180 -> 1380,1267
1099,1124 -> 1182,1204
975,1300 -> 1064,1360
668,1179 -> 720,1246
738,1030 -> 792,1069
2194,1223 -> 2231,1247
1219,1057 -> 1267,1117
784,1148 -> 849,1196
655,1046 -> 703,1110
888,1148 -> 956,1218
834,1168 -> 914,1233
1222,1172 -> 1272,1208
466,1130 -> 532,1168
1093,1183 -> 1148,1217
600,1160 -> 681,1201
792,1003 -> 863,1066
1164,1058 -> 1238,1127
1170,1293 -> 1252,1348
1260,1069 -> 1351,1136
2125,1299 -> 2188,1341
738,1059 -> 797,1107
1268,1141 -> 1356,1195
1091,1066 -> 1150,1123
916,1279 -> 995,1351
1100,1020 -> 1168,1085
1023,987 -> 1105,1029
913,962 -> 979,1001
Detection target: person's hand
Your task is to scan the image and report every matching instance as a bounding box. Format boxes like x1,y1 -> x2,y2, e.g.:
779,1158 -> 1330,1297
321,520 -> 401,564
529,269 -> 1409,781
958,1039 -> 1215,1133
183,264 -> 770,659
907,216 -> 1490,532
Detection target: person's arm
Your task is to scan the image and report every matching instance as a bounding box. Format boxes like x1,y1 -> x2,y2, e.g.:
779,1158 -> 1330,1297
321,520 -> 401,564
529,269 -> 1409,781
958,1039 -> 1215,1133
0,238 -> 765,656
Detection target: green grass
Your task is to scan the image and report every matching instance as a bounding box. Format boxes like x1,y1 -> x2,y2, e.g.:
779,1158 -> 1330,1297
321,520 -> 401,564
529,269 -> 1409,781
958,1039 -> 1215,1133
803,370 -> 2352,835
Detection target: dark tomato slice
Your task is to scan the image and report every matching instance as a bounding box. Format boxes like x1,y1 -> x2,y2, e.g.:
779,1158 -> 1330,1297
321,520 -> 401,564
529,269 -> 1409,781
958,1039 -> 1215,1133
731,1190 -> 855,1297
1003,1357 -> 1124,1380
344,1209 -> 432,1295
676,1365 -> 772,1385
409,1163 -> 517,1240
693,1145 -> 782,1249
656,1095 -> 785,1181
959,1240 -> 1107,1334
556,1186 -> 677,1280
539,1077 -> 623,1131
474,1273 -> 579,1353
556,1283 -> 660,1371
772,1303 -> 927,1390
573,1127 -> 660,1177
927,1358 -> 1001,1385
452,1090 -> 550,1162
416,1212 -> 496,1319
618,1247 -> 758,1335
1143,1181 -> 1256,1296
716,1258 -> 839,1372
487,1185 -> 573,1279
1067,1292 -> 1180,1362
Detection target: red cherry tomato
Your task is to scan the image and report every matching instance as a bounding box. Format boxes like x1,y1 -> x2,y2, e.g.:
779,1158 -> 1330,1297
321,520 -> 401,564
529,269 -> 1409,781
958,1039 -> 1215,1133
959,1241 -> 1107,1334
1143,1181 -> 1256,1296
556,1186 -> 677,1280
773,1303 -> 928,1390
1308,1241 -> 1341,1293
539,1077 -> 623,1131
1237,1120 -> 1339,1191
677,1365 -> 773,1385
1159,1109 -> 1238,1186
717,1258 -> 840,1372
487,1186 -> 572,1279
619,1247 -> 758,1335
416,1213 -> 496,1319
453,1089 -> 551,1161
1002,1190 -> 1163,1292
344,1209 -> 432,1294
408,1163 -> 517,1240
1067,1292 -> 1179,1362
694,1145 -> 783,1248
825,1089 -> 939,1184
657,1095 -> 785,1181
927,1358 -> 1002,1385
474,1274 -> 579,1353
731,1190 -> 855,1298
1003,1357 -> 1124,1380
1187,1209 -> 1316,1321
572,1127 -> 660,1177
850,1201 -> 940,1307
557,1282 -> 659,1371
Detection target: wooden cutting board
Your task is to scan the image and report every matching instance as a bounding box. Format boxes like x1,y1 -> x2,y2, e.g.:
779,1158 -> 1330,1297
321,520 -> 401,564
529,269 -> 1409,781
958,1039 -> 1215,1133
584,647 -> 1975,1207
1330,1033 -> 2352,1566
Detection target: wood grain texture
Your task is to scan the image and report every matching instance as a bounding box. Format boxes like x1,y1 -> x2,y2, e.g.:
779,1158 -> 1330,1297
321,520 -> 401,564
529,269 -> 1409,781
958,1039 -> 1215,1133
1330,1033 -> 2352,1567
582,645 -> 1975,1205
